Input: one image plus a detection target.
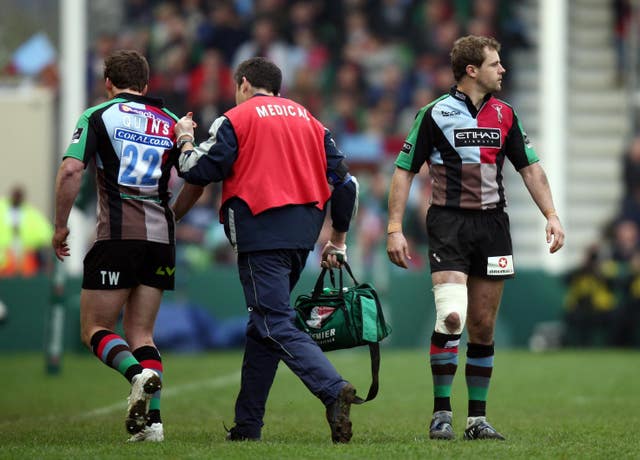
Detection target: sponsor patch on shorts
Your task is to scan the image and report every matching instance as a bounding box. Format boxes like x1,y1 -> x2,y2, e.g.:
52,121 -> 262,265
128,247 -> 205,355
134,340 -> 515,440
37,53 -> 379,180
487,255 -> 514,276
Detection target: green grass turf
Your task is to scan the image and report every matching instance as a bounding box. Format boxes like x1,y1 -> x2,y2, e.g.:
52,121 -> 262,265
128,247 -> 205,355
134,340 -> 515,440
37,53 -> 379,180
1,349 -> 639,459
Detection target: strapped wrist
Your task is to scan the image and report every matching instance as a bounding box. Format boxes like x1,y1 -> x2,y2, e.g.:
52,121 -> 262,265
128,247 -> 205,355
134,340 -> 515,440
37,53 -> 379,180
327,240 -> 346,250
387,222 -> 402,234
176,133 -> 194,150
177,132 -> 194,141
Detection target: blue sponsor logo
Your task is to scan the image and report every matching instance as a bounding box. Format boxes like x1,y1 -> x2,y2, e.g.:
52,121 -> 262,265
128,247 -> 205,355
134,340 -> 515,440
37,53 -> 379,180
114,128 -> 173,149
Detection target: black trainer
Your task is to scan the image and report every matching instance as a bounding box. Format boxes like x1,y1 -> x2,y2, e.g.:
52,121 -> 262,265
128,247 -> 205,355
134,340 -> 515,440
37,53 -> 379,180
429,410 -> 454,440
225,425 -> 261,441
463,417 -> 505,440
325,383 -> 356,443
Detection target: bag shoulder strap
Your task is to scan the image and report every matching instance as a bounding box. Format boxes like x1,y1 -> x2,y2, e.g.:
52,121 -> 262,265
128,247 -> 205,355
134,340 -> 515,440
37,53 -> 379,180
342,262 -> 380,403
352,342 -> 380,404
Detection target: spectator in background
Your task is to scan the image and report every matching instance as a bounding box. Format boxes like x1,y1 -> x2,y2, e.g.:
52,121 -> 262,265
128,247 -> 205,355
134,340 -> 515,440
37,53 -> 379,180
370,0 -> 413,41
612,0 -> 632,85
87,33 -> 117,102
563,244 -> 617,347
397,86 -> 435,134
322,89 -> 366,144
187,48 -> 235,138
175,183 -> 218,270
409,0 -> 455,56
232,15 -> 293,87
621,135 -> 640,206
353,167 -> 388,278
602,219 -> 640,347
0,185 -> 53,277
196,1 -> 249,65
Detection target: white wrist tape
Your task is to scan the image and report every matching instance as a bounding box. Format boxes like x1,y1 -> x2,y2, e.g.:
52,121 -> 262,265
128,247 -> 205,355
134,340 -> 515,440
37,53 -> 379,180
433,283 -> 467,334
326,240 -> 346,262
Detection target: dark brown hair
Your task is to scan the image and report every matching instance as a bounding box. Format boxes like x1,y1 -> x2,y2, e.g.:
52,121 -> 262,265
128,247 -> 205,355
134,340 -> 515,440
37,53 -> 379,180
103,50 -> 149,92
450,35 -> 501,82
234,57 -> 282,95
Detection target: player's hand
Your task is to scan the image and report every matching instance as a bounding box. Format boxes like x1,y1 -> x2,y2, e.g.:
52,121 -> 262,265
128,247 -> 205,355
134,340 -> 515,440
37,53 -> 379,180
52,226 -> 70,261
546,215 -> 565,254
321,241 -> 347,268
175,112 -> 197,140
387,231 -> 411,269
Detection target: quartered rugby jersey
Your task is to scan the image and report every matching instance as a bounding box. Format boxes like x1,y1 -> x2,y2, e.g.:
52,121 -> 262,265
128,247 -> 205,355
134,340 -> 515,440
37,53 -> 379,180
64,93 -> 180,243
395,86 -> 539,210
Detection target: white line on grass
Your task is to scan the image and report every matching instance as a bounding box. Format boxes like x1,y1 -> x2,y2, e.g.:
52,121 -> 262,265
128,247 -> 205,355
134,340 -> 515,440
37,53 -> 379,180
0,370 -> 240,427
78,370 -> 241,419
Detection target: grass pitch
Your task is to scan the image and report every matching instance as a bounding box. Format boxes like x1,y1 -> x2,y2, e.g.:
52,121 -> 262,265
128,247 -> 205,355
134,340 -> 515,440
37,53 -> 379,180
1,349 -> 639,459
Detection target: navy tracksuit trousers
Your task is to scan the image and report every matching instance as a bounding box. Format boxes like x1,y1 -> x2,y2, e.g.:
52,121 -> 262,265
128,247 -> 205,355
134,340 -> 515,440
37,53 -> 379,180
233,249 -> 346,437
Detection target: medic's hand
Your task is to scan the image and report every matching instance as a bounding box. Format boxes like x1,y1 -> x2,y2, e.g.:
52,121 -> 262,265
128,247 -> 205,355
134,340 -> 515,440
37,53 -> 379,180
321,241 -> 347,269
175,112 -> 197,142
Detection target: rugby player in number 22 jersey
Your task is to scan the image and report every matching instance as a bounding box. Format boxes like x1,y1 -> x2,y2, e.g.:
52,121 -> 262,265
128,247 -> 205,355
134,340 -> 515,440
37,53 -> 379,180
52,50 -> 203,443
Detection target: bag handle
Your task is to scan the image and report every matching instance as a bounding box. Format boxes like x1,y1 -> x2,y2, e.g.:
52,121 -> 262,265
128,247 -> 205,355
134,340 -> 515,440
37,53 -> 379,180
311,267 -> 337,299
311,262 -> 360,299
341,261 -> 359,285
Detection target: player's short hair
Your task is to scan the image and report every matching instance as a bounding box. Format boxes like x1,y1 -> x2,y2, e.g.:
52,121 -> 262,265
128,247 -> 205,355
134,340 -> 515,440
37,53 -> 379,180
234,57 -> 282,95
450,35 -> 501,82
104,50 -> 149,92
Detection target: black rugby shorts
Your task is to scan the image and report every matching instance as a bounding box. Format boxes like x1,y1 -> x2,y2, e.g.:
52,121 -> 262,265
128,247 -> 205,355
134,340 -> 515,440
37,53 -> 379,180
82,240 -> 176,290
426,205 -> 515,279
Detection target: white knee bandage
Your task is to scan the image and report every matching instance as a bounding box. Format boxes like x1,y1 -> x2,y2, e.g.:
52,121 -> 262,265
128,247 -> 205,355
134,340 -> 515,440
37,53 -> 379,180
433,283 -> 468,334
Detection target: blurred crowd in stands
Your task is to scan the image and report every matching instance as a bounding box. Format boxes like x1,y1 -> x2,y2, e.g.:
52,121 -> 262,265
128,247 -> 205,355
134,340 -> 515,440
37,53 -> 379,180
74,0 -> 531,279
562,0 -> 640,348
0,185 -> 53,277
564,133 -> 640,348
4,0 -> 640,348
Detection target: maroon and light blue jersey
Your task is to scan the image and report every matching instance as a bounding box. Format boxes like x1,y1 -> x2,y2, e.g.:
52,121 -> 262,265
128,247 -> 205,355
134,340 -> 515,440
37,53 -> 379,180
395,87 -> 538,210
64,93 -> 180,244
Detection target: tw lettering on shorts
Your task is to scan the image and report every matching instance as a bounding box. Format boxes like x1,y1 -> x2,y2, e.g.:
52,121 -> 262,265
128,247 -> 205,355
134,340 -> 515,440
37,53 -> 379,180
486,255 -> 514,276
100,270 -> 121,286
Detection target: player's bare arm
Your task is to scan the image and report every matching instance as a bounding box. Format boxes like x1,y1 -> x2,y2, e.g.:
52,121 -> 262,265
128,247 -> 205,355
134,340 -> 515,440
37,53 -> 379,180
386,168 -> 415,269
172,183 -> 205,222
518,162 -> 565,253
52,157 -> 84,261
